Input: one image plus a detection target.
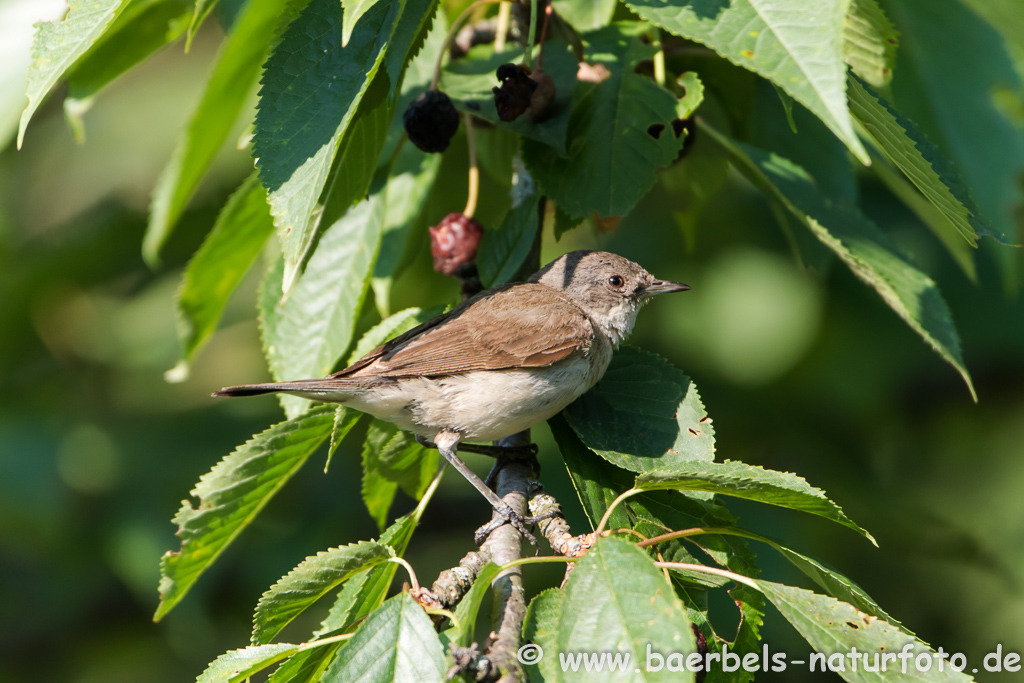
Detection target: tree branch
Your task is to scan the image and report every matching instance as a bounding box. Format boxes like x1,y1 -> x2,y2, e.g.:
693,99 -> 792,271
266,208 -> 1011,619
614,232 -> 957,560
413,548 -> 492,611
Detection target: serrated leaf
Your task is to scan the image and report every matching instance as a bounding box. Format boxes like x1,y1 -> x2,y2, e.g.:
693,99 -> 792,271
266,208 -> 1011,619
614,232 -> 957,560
171,173 -> 275,377
321,593 -> 446,683
625,0 -> 869,164
843,0 -> 898,89
197,643 -> 300,683
259,188 -> 385,419
18,0 -> 131,149
156,405 -> 334,620
563,346 -> 715,474
522,23 -> 694,218
253,0 -> 405,293
702,123 -> 976,401
361,419 -> 437,531
523,588 -> 564,683
477,191 -> 541,287
325,406 -> 362,472
144,0 -> 288,265
442,36 -> 578,155
849,77 -> 991,247
535,537 -> 696,683
553,204 -> 584,240
636,460 -> 874,543
884,0 -> 1024,254
252,540 -> 394,645
445,562 -> 501,648
269,511 -> 425,681
341,0 -> 383,47
63,0 -> 191,141
758,582 -> 975,682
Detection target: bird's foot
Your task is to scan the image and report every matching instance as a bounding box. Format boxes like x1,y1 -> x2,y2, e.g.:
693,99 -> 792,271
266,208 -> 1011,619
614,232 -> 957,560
473,505 -> 561,547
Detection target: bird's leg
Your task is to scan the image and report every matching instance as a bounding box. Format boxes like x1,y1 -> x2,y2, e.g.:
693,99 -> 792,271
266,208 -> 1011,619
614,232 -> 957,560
416,435 -> 538,461
432,430 -> 540,547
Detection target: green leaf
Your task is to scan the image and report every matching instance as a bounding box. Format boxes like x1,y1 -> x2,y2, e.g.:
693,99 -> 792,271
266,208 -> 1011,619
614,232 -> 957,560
563,346 -> 715,474
18,0 -> 131,149
252,540 -> 394,645
259,188 -> 385,419
534,536 -> 696,683
269,511 -> 426,681
144,0 -> 288,265
63,0 -> 191,141
553,204 -> 584,241
884,0 -> 1024,253
552,0 -> 617,31
625,0 -> 869,164
522,23 -> 693,218
523,588 -> 564,683
156,405 -> 334,621
348,307 -> 444,367
635,460 -> 875,543
321,593 -> 447,682
361,419 -> 437,531
843,0 -> 898,89
187,1 -> 220,49
701,123 -> 976,401
758,582 -> 975,682
341,0 -> 383,47
849,77 -> 992,247
325,406 -> 362,472
197,643 -> 300,683
477,192 -> 541,288
446,562 -> 501,648
170,173 -> 275,379
442,37 -> 578,155
253,0 -> 405,294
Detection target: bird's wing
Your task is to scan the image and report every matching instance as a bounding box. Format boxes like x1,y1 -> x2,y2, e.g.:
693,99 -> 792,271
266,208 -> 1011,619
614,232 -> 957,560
333,283 -> 596,379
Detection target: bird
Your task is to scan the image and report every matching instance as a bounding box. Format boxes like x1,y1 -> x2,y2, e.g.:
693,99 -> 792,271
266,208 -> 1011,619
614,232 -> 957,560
214,250 -> 690,542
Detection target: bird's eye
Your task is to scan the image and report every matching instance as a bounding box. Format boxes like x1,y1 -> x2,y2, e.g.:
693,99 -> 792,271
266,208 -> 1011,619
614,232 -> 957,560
608,275 -> 624,288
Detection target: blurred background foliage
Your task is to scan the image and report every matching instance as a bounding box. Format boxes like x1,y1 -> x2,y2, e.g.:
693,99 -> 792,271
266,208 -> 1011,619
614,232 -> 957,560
2,0 -> 1024,681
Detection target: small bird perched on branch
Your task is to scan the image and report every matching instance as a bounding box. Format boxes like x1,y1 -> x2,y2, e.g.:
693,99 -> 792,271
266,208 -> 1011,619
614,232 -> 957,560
215,250 -> 689,542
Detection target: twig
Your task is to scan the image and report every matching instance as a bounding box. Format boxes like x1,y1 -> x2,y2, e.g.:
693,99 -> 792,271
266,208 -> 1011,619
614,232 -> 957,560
463,113 -> 479,218
528,483 -> 594,558
413,548 -> 493,611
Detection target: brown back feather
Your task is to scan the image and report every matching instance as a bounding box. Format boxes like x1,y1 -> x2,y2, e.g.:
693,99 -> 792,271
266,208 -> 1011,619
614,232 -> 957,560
332,283 -> 595,380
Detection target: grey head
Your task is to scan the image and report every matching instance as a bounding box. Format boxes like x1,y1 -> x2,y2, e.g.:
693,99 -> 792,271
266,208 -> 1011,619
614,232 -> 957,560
529,250 -> 690,345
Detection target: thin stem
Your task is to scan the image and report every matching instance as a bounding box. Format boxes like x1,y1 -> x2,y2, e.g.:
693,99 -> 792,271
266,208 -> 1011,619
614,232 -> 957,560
533,3 -> 553,71
521,0 -> 539,66
296,631 -> 356,652
494,1 -> 511,53
413,462 -> 447,524
594,487 -> 642,536
424,607 -> 460,629
462,113 -> 479,218
637,527 -> 712,548
651,29 -> 666,87
603,527 -> 648,542
431,0 -> 505,91
653,561 -> 761,591
389,557 -> 420,593
500,555 -> 577,571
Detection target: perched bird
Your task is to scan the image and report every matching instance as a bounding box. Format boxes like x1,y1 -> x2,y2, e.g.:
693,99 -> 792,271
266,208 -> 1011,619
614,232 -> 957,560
215,250 -> 690,541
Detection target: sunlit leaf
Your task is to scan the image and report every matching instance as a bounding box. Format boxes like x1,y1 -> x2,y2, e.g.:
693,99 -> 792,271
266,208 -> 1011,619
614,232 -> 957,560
252,540 -> 394,645
321,593 -> 446,682
155,405 -> 334,620
702,123 -> 976,401
360,419 -> 436,531
636,460 -> 874,542
18,0 -> 131,148
625,0 -> 869,164
144,0 -> 288,264
171,173 -> 274,378
197,643 -> 300,683
843,0 -> 898,89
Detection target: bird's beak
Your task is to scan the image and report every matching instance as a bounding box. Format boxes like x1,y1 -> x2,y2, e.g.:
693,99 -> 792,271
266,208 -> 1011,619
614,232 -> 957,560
644,279 -> 691,295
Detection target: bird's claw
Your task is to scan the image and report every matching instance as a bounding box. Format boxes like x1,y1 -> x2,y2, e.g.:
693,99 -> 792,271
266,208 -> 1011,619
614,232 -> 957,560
475,503 -> 541,547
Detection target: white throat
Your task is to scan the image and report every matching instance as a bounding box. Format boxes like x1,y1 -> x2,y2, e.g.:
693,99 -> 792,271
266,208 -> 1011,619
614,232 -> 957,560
586,298 -> 644,347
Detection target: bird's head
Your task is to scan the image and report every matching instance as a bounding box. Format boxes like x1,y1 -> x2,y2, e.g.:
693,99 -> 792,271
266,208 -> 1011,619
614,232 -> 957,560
529,250 -> 690,346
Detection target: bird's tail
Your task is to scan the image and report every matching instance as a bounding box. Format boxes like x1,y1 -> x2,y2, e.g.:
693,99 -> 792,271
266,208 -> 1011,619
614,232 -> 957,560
212,379 -> 354,399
